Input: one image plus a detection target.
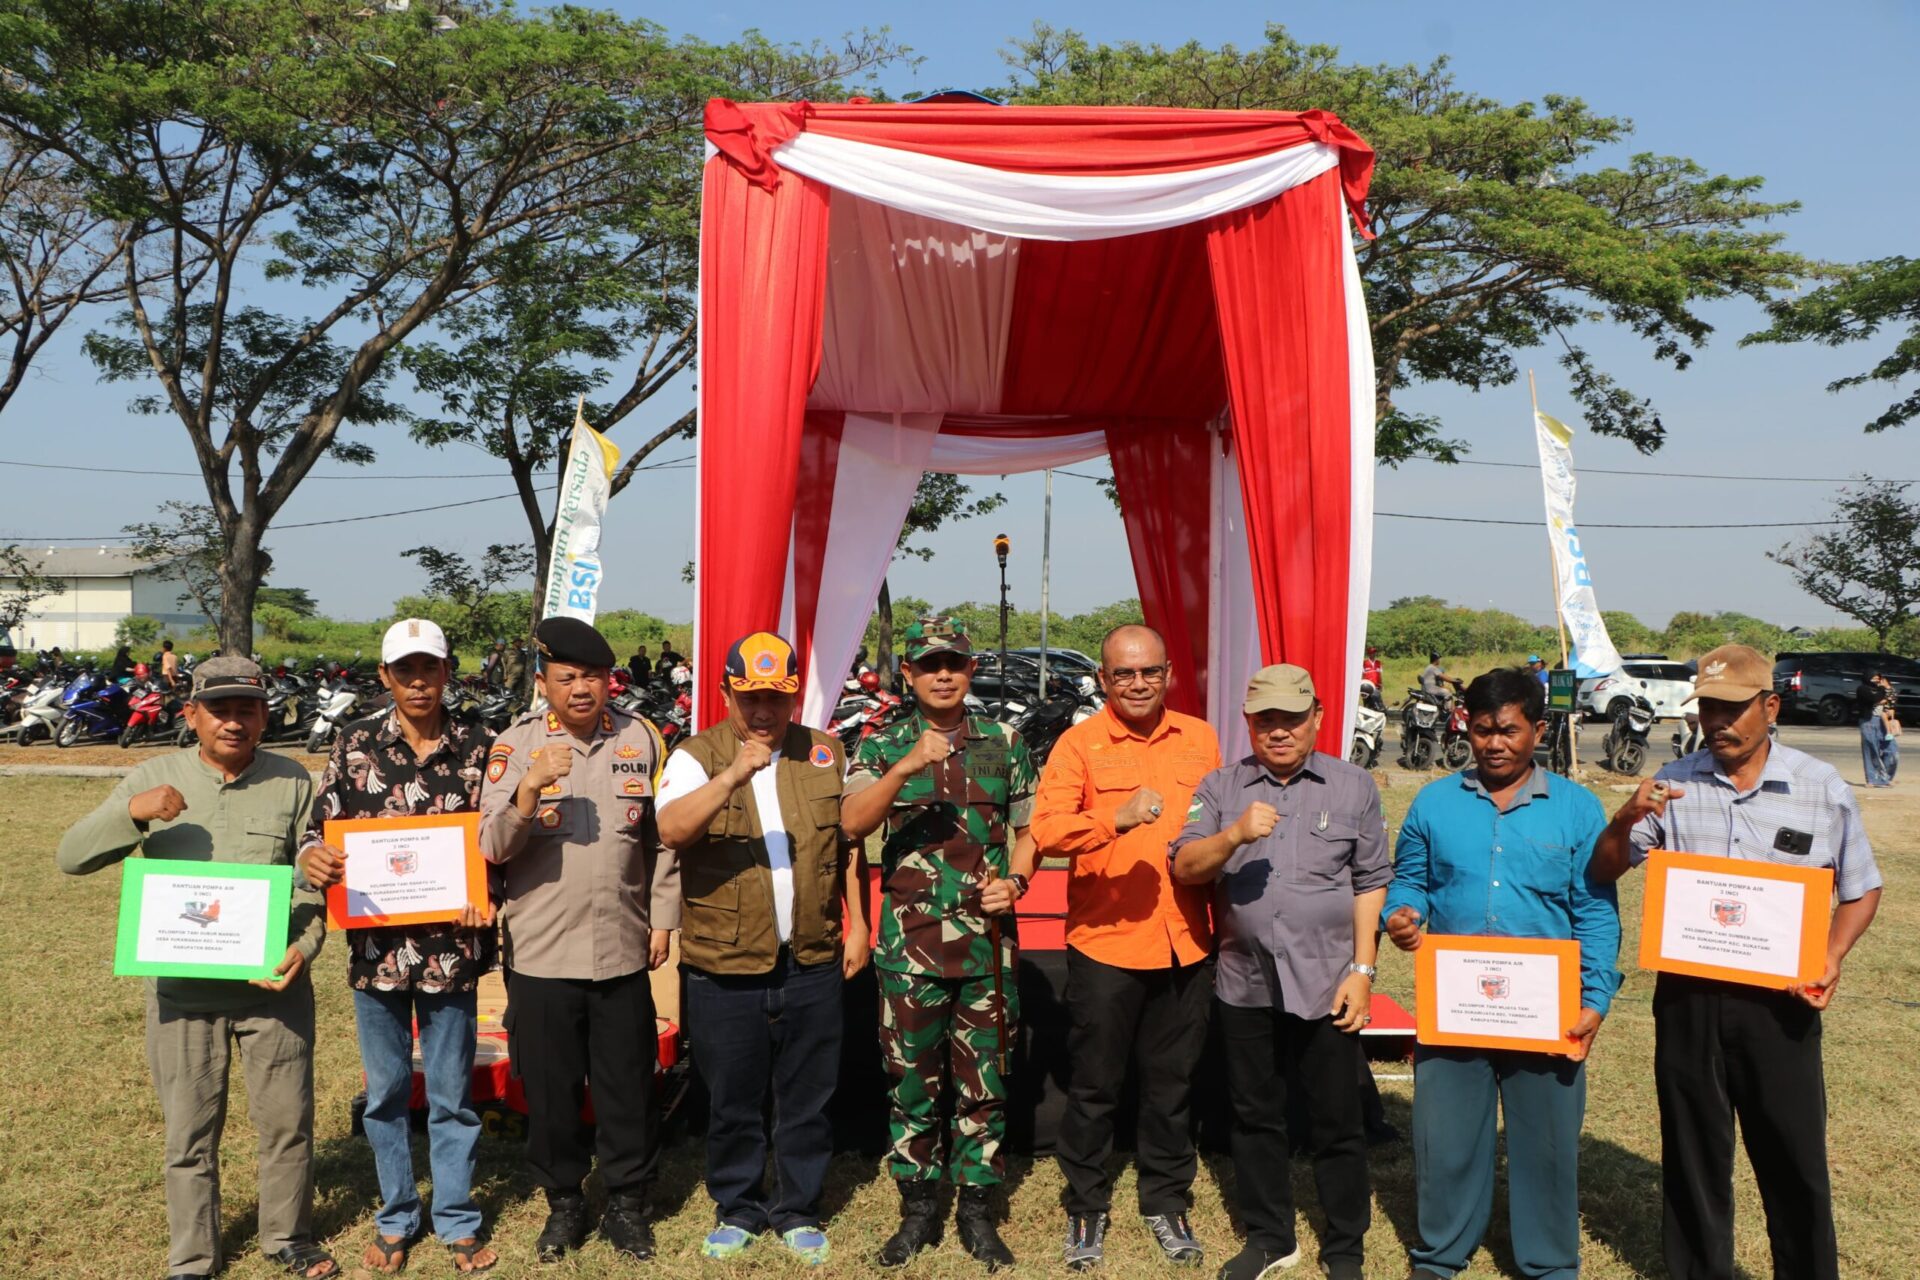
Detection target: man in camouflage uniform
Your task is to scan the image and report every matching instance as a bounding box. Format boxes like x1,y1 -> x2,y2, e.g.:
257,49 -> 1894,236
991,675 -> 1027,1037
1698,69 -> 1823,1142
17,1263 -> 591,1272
842,617 -> 1037,1272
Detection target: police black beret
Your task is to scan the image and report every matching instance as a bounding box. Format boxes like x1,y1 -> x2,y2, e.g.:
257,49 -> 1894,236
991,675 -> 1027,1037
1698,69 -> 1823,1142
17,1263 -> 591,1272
534,616 -> 616,669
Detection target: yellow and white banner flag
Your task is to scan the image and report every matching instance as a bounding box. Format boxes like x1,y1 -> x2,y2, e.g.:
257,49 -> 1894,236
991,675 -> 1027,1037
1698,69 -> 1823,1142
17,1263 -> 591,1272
1535,409 -> 1623,680
541,404 -> 621,624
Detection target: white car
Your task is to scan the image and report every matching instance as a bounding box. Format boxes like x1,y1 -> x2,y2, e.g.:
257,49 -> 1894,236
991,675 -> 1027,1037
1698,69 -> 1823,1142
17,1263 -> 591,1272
1580,660 -> 1696,722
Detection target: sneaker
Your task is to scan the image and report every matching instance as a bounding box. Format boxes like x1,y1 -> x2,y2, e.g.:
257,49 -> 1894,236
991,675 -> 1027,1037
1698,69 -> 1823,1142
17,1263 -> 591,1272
781,1226 -> 831,1266
1144,1212 -> 1204,1265
1217,1242 -> 1302,1280
1064,1212 -> 1108,1270
701,1224 -> 756,1260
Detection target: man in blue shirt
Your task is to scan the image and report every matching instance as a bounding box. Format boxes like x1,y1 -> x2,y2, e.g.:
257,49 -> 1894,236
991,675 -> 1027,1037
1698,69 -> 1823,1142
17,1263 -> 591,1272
1383,667 -> 1621,1280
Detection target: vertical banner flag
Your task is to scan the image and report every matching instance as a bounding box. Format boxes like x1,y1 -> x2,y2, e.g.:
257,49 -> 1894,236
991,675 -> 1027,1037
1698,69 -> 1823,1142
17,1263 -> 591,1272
1535,410 -> 1624,680
541,403 -> 622,624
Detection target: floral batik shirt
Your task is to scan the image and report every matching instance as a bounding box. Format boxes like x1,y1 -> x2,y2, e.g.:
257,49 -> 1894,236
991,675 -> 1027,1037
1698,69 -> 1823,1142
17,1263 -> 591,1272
302,706 -> 498,993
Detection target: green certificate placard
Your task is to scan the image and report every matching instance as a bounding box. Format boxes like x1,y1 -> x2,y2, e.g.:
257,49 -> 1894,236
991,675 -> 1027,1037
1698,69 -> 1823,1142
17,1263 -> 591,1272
113,858 -> 293,980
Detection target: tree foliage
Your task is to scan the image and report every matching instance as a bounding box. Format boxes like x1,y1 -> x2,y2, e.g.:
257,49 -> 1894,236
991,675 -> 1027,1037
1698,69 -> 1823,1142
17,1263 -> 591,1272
997,24 -> 1808,461
1769,479 -> 1920,650
1743,257 -> 1920,433
401,543 -> 536,654
0,543 -> 59,635
121,501 -> 235,633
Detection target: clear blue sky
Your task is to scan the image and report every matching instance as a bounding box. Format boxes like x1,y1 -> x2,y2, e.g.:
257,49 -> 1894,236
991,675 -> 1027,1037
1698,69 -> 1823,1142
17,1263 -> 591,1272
4,1 -> 1916,632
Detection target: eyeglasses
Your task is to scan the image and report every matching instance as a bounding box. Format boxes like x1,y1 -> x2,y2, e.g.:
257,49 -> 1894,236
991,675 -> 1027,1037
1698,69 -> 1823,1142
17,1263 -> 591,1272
1105,666 -> 1168,687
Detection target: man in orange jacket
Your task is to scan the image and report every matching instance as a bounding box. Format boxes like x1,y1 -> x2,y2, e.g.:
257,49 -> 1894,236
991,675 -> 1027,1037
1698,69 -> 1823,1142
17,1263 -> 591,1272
1031,624 -> 1222,1271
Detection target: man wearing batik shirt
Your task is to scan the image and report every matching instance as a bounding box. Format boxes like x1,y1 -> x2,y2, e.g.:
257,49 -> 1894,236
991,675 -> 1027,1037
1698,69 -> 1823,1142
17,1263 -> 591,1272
298,619 -> 499,1276
841,616 -> 1037,1272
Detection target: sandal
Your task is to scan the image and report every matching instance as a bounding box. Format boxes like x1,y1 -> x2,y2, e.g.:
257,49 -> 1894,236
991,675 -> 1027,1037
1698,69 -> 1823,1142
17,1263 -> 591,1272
363,1232 -> 409,1274
265,1240 -> 340,1279
447,1239 -> 498,1274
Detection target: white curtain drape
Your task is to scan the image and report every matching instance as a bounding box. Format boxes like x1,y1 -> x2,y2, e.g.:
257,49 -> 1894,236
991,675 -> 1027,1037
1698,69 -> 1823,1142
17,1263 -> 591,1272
774,132 -> 1341,242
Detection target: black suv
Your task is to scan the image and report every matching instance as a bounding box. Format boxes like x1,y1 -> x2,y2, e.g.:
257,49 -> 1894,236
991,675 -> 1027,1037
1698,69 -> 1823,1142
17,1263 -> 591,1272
1773,652 -> 1920,724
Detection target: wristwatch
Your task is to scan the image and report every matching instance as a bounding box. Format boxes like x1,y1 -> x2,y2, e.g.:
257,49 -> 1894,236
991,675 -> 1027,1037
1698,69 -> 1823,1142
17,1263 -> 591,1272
1347,962 -> 1377,979
1008,873 -> 1031,898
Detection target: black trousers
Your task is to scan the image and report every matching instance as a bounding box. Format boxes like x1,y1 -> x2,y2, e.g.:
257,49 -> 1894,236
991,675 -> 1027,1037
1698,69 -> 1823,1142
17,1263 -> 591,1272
1653,973 -> 1837,1280
1217,1000 -> 1370,1260
507,967 -> 659,1197
1056,948 -> 1212,1216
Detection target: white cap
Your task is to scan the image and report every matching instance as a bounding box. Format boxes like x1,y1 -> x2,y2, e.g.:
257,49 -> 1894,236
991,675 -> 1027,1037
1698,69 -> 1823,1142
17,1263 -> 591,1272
381,618 -> 450,666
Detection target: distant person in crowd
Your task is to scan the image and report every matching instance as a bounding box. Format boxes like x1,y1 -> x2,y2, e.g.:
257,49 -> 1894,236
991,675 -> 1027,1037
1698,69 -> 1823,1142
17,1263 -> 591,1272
1882,692 -> 1901,783
500,639 -> 528,701
628,645 -> 651,686
655,643 -> 683,679
1528,654 -> 1550,687
479,617 -> 677,1263
1170,663 -> 1390,1280
160,638 -> 181,690
481,637 -> 505,689
1856,671 -> 1895,787
655,632 -> 868,1266
1419,652 -> 1462,705
109,644 -> 135,680
1031,625 -> 1221,1270
57,656 -> 336,1280
297,620 -> 498,1276
1592,644 -> 1882,1280
1384,667 -> 1620,1280
1361,646 -> 1383,691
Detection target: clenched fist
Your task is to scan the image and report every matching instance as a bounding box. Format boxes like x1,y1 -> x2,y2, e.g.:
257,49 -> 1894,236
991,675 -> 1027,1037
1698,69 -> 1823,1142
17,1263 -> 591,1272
1614,776 -> 1684,828
1384,906 -> 1425,953
904,728 -> 956,773
129,784 -> 188,825
725,738 -> 775,786
1231,801 -> 1279,845
1114,787 -> 1166,833
521,746 -> 574,796
300,841 -> 347,890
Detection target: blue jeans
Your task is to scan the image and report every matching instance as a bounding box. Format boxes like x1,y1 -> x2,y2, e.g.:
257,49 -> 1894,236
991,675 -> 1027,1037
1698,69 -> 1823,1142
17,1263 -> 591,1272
684,952 -> 844,1233
1860,717 -> 1890,785
353,987 -> 482,1242
1410,1046 -> 1586,1279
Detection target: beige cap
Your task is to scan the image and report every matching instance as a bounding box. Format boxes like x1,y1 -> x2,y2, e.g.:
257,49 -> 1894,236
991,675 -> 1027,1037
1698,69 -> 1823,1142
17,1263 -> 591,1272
1244,663 -> 1317,715
1686,643 -> 1773,704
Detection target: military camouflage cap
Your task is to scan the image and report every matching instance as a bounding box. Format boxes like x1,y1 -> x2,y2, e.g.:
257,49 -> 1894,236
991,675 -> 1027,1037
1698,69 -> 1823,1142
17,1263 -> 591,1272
903,616 -> 973,663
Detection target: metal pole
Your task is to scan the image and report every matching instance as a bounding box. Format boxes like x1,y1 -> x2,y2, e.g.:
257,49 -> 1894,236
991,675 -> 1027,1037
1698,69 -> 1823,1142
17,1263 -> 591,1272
994,534 -> 1010,716
1037,469 -> 1053,698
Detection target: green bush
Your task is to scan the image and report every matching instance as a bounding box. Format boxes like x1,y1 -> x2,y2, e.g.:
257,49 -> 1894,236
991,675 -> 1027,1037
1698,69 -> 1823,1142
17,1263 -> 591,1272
112,615 -> 162,649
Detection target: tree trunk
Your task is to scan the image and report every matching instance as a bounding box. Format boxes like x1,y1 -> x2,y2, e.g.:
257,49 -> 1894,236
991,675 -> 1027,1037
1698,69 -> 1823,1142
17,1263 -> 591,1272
876,577 -> 896,693
217,522 -> 269,656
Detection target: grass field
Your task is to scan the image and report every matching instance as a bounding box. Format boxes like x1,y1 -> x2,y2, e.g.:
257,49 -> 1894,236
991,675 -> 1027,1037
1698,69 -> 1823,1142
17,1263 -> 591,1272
4,773 -> 1917,1280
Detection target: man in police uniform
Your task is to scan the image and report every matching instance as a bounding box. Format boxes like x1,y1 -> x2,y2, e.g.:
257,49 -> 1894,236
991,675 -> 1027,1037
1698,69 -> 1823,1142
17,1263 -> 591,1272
841,617 -> 1037,1271
479,617 -> 679,1264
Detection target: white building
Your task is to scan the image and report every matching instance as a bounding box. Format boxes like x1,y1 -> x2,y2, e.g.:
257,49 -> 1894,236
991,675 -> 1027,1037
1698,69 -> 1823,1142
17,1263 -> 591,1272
1,547 -> 208,652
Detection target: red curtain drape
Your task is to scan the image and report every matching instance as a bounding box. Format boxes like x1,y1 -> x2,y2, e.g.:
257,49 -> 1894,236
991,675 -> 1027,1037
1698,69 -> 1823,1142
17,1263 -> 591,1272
789,410 -> 846,693
1206,171 -> 1355,755
695,154 -> 833,728
1108,418 -> 1216,719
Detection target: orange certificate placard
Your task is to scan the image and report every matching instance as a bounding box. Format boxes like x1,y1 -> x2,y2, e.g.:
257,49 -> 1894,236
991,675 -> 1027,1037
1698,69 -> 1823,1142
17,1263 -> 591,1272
1415,934 -> 1582,1056
1638,850 -> 1832,990
322,812 -> 486,930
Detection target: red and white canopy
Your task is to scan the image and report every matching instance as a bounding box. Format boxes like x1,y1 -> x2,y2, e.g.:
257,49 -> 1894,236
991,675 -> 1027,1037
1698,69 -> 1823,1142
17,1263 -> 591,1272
695,100 -> 1377,751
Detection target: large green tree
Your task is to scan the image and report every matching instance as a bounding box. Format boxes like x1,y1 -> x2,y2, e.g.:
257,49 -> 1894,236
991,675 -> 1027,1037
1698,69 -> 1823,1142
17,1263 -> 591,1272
0,1 -> 901,653
1769,478 -> 1920,651
998,25 -> 1809,460
1743,257 -> 1920,432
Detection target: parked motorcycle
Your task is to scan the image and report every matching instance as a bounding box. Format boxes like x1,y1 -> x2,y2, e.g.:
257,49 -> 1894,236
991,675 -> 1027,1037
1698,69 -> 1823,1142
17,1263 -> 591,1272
119,676 -> 183,747
2,674 -> 66,744
1398,689 -> 1445,770
1602,695 -> 1657,776
56,670 -> 133,748
305,675 -> 365,754
1350,696 -> 1387,769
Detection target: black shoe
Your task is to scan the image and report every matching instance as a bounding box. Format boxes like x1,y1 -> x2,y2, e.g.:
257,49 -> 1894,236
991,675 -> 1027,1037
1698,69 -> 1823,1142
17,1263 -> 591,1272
879,1179 -> 943,1267
1217,1242 -> 1301,1279
536,1188 -> 590,1263
1144,1212 -> 1204,1265
955,1185 -> 1015,1271
1321,1259 -> 1365,1280
601,1191 -> 655,1260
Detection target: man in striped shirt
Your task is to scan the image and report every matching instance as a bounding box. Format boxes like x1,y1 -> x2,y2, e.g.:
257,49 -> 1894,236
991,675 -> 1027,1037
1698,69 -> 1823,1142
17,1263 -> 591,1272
1593,644 -> 1882,1280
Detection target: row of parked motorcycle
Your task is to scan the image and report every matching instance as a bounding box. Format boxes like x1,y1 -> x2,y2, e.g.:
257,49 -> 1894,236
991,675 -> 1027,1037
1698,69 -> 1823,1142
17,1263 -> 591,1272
827,650 -> 1107,768
1360,679 -> 1663,776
